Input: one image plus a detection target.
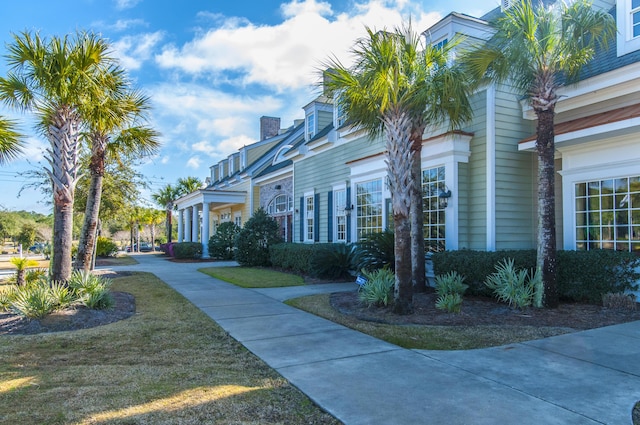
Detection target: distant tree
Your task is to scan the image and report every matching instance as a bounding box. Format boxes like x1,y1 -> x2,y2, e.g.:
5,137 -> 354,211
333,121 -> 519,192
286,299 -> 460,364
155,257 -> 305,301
17,223 -> 37,250
176,176 -> 203,195
152,184 -> 180,243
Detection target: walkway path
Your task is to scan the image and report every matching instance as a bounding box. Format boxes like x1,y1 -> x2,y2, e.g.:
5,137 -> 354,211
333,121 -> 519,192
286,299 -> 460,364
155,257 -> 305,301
108,254 -> 640,424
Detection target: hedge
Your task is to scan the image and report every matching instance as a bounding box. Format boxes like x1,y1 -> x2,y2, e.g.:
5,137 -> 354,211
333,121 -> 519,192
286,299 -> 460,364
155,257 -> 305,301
172,242 -> 202,259
270,243 -> 350,275
432,249 -> 639,303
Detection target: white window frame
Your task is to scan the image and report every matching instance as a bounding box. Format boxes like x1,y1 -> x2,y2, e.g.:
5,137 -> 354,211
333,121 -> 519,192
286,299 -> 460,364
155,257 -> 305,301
333,184 -> 347,243
234,212 -> 242,227
354,178 -> 385,241
306,112 -> 316,140
617,0 -> 640,56
304,190 -> 315,243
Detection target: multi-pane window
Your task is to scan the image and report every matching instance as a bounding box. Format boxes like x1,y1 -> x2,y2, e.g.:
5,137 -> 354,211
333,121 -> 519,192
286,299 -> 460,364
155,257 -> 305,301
268,194 -> 292,214
306,112 -> 315,140
334,189 -> 347,242
305,195 -> 314,241
356,179 -> 383,239
234,213 -> 242,227
575,176 -> 640,252
434,38 -> 448,50
422,166 -> 446,252
632,0 -> 640,38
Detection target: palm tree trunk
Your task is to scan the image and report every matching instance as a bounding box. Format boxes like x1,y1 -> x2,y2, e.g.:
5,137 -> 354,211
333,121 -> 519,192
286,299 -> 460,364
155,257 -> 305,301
48,108 -> 81,282
383,109 -> 414,314
166,206 -> 173,243
535,108 -> 559,308
76,137 -> 106,272
410,130 -> 427,292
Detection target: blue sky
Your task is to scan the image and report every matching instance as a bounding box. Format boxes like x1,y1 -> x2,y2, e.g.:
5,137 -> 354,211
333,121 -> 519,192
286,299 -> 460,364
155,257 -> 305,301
0,0 -> 500,214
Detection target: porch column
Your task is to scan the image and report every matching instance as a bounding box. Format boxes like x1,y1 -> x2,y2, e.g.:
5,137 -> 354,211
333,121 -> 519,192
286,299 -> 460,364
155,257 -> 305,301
177,209 -> 184,242
202,202 -> 210,258
191,204 -> 199,243
185,207 -> 192,242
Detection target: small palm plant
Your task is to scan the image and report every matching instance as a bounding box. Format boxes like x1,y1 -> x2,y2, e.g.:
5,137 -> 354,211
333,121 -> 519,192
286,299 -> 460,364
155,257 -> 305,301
9,257 -> 40,286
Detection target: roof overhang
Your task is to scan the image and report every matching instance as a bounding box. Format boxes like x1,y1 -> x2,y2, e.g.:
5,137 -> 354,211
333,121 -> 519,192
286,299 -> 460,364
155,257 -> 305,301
518,104 -> 640,151
174,189 -> 246,209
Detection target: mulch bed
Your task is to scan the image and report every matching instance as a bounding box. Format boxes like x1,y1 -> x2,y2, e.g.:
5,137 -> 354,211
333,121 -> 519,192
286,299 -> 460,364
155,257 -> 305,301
330,290 -> 640,330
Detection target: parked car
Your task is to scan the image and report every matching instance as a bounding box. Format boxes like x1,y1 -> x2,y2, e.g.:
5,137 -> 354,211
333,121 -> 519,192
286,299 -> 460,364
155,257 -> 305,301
126,243 -> 153,252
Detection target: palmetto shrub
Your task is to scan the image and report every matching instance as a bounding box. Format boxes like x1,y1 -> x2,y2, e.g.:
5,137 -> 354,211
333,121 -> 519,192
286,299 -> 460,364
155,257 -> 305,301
358,268 -> 395,307
10,282 -> 56,319
68,270 -> 114,310
354,230 -> 395,272
0,285 -> 19,311
485,259 -> 543,309
434,271 -> 467,313
309,243 -> 359,279
96,236 -> 118,257
49,281 -> 75,309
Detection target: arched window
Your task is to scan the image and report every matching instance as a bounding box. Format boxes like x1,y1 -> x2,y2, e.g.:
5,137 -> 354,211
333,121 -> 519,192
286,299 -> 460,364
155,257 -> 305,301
267,194 -> 293,214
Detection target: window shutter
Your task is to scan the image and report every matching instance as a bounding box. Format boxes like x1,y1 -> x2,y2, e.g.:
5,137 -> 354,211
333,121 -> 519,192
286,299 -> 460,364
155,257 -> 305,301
299,196 -> 304,242
327,191 -> 333,243
314,193 -> 320,242
346,186 -> 352,243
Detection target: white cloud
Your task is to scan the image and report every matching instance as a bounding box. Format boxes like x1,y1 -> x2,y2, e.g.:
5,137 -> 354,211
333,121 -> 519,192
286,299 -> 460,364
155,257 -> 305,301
113,31 -> 164,71
155,0 -> 441,92
114,0 -> 142,10
21,137 -> 48,162
186,157 -> 201,169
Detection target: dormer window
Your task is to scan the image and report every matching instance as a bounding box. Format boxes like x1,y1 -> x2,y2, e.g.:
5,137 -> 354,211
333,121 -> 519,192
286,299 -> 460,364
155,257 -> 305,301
218,162 -> 224,179
433,38 -> 448,50
240,149 -> 246,170
306,112 -> 316,140
501,0 -> 513,11
228,155 -> 234,174
617,0 -> 640,56
334,94 -> 346,128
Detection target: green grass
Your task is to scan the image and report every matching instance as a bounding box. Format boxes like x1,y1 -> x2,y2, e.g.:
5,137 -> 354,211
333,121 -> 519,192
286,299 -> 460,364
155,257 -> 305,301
0,272 -> 339,425
286,294 -> 571,350
95,254 -> 139,266
199,267 -> 305,288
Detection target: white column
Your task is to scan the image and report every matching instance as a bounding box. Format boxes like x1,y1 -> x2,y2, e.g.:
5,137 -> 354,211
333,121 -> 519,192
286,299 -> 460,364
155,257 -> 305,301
202,202 -> 210,258
185,207 -> 192,242
191,205 -> 199,243
177,209 -> 184,242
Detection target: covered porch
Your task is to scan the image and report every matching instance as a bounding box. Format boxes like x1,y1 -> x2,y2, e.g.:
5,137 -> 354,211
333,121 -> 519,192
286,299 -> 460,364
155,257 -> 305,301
174,189 -> 246,258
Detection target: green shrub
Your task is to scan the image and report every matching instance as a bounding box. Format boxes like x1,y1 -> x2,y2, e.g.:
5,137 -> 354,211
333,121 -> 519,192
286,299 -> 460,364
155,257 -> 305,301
354,230 -> 395,272
308,243 -> 359,279
434,271 -> 468,296
0,285 -> 19,311
270,243 -> 321,274
208,222 -> 240,260
358,268 -> 395,307
96,237 -> 118,257
234,208 -> 282,267
602,292 -> 637,310
173,242 -> 203,259
10,282 -> 55,318
435,293 -> 463,313
67,270 -> 114,310
49,281 -> 75,309
556,250 -> 640,303
432,250 -> 536,296
485,259 -> 542,309
25,268 -> 48,285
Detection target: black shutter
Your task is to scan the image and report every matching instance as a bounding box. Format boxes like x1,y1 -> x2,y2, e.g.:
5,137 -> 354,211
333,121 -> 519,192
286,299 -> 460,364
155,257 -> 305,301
299,196 -> 304,242
346,186 -> 352,243
314,193 -> 320,242
327,191 -> 333,243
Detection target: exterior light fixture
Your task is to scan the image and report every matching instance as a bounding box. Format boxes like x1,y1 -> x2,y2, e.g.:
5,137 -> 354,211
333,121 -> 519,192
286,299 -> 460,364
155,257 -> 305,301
438,188 -> 452,208
344,204 -> 354,216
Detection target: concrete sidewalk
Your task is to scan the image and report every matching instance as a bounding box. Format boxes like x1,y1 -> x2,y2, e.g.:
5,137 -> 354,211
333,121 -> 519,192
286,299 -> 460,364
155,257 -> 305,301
108,254 -> 640,424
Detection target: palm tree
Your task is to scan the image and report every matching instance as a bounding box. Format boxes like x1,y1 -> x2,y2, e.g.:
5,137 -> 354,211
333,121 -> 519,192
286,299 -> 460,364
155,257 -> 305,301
75,70 -> 159,272
0,116 -> 23,164
176,176 -> 203,195
0,31 -> 118,281
142,208 -> 165,249
324,25 -> 472,313
10,257 -> 39,286
152,184 -> 180,243
464,0 -> 615,307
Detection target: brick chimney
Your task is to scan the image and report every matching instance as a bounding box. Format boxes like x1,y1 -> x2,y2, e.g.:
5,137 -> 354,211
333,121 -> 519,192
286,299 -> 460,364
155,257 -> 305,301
260,116 -> 281,140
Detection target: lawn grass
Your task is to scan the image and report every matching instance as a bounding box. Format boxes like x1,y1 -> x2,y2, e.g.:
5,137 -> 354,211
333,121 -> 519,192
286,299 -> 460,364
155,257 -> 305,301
0,272 -> 339,425
286,294 -> 569,350
199,266 -> 305,288
95,254 -> 139,266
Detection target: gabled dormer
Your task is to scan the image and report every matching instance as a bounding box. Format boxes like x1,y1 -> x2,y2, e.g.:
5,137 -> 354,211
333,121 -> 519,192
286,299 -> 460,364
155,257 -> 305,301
303,96 -> 333,142
617,0 -> 640,56
422,12 -> 493,50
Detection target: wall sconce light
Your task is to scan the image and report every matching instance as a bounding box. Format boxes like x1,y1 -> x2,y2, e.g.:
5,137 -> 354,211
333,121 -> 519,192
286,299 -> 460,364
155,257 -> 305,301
438,188 -> 452,208
344,204 -> 354,216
